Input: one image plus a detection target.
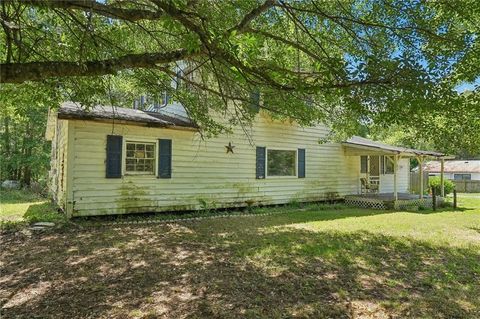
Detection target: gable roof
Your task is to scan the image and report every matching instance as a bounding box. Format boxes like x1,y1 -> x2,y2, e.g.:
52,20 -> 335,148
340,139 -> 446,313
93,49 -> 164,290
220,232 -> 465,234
423,160 -> 480,173
343,136 -> 446,157
57,102 -> 197,129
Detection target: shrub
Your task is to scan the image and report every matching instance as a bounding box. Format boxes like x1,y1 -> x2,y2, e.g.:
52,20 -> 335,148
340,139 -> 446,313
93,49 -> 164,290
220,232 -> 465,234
428,176 -> 455,196
23,202 -> 65,224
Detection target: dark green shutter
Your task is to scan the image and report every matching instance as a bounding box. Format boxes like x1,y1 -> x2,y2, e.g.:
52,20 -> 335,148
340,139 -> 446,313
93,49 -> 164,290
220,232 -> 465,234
298,149 -> 306,178
158,139 -> 172,178
380,155 -> 385,174
256,146 -> 266,179
360,156 -> 368,173
249,90 -> 260,113
106,135 -> 122,178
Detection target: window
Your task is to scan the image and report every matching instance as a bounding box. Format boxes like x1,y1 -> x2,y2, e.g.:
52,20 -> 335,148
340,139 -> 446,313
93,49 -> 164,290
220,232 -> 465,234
360,156 -> 368,173
125,142 -> 155,174
267,149 -> 296,177
454,173 -> 471,180
383,156 -> 394,174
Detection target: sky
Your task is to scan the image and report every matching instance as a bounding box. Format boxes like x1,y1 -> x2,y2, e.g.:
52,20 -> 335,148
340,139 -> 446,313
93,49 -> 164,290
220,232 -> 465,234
455,78 -> 480,92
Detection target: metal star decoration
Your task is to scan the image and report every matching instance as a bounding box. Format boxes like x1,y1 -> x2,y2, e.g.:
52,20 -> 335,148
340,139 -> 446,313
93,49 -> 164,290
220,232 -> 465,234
225,142 -> 235,154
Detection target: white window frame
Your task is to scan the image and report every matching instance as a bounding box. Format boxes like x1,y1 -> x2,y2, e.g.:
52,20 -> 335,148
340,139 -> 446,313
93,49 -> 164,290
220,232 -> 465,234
123,139 -> 158,176
266,148 -> 298,178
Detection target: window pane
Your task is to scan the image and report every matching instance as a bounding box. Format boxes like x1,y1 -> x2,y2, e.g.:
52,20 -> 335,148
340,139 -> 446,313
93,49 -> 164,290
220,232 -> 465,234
267,150 -> 296,176
454,174 -> 471,180
145,160 -> 153,172
125,142 -> 155,174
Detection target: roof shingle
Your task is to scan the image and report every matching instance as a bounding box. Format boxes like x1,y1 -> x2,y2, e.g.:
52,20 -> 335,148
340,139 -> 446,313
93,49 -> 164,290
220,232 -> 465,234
57,102 -> 197,129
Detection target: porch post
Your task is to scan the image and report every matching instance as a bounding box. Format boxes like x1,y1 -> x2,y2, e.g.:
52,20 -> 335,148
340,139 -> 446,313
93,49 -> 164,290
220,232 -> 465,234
440,158 -> 445,197
418,156 -> 424,199
393,154 -> 398,201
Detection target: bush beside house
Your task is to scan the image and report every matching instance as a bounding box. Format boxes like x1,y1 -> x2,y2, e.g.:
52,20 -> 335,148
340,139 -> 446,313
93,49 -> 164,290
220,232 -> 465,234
428,176 -> 455,195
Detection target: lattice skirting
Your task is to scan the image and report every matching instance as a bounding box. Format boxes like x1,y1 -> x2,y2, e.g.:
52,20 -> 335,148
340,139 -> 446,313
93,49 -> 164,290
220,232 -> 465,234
345,197 -> 388,210
394,197 -> 444,210
345,196 -> 444,210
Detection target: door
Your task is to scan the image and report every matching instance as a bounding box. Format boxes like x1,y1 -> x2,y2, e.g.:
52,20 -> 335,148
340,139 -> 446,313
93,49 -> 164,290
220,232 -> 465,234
369,156 -> 380,176
369,156 -> 381,192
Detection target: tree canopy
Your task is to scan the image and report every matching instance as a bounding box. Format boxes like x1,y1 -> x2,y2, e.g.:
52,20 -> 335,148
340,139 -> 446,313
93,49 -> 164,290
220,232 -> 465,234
1,0 -> 479,155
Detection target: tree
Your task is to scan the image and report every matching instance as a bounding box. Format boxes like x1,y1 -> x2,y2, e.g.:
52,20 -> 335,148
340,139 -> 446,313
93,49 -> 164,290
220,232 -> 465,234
1,0 -> 479,147
0,84 -> 59,185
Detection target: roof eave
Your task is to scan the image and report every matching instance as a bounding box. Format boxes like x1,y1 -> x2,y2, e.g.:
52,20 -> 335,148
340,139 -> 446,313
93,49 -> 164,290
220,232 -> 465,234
58,114 -> 199,131
342,142 -> 447,158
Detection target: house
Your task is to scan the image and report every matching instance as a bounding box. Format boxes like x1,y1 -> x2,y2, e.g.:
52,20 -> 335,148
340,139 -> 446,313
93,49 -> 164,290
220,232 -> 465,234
45,102 -> 446,217
422,160 -> 480,181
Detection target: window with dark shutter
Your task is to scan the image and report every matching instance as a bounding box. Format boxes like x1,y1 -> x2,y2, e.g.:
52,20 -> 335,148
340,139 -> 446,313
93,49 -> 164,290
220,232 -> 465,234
158,139 -> 172,178
256,146 -> 266,179
360,156 -> 368,173
298,149 -> 306,178
106,135 -> 122,178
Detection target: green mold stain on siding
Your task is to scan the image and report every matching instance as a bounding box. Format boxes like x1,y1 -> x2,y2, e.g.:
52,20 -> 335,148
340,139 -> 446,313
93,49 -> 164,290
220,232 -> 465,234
117,181 -> 154,212
231,182 -> 256,196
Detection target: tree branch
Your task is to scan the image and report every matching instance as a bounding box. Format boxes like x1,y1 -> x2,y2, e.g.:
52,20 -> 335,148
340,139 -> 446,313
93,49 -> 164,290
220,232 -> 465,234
227,0 -> 276,33
13,0 -> 164,22
1,49 -> 197,83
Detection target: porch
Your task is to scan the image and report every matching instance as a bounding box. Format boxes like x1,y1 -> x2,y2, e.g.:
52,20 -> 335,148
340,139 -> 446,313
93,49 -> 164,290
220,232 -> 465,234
345,193 -> 444,210
342,136 -> 452,210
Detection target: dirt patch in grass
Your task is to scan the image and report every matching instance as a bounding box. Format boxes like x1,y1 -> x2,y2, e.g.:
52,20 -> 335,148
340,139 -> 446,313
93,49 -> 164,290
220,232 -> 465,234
1,206 -> 479,318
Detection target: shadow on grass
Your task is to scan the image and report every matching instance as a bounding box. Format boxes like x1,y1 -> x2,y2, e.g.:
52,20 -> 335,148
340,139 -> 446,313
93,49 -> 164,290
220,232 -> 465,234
73,203 -> 455,226
72,203 -> 392,225
1,216 -> 479,318
469,227 -> 480,234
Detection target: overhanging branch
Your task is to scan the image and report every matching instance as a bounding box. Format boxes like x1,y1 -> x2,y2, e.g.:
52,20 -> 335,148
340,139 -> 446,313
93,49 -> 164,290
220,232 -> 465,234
0,49 -> 197,83
12,0 -> 164,22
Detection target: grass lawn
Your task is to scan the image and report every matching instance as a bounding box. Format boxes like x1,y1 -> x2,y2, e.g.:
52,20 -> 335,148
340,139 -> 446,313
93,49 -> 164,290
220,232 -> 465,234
0,194 -> 479,318
0,190 -> 65,227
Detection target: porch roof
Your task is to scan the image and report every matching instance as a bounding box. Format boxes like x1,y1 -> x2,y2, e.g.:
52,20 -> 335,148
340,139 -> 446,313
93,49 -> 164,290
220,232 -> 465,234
342,136 -> 447,158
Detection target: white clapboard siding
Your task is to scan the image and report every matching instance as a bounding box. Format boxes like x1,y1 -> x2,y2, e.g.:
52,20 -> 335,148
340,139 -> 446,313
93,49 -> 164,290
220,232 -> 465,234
52,111 -> 408,216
